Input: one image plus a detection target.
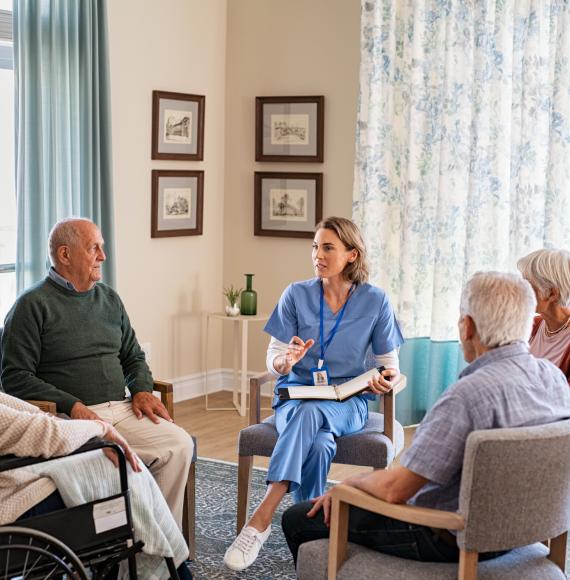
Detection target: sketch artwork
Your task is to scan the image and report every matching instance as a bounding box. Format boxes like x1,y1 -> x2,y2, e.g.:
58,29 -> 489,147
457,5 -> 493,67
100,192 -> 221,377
163,187 -> 192,219
164,109 -> 193,144
270,114 -> 309,146
269,188 -> 307,221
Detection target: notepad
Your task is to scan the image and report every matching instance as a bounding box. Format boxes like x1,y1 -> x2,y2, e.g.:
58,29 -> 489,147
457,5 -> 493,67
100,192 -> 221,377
278,366 -> 387,402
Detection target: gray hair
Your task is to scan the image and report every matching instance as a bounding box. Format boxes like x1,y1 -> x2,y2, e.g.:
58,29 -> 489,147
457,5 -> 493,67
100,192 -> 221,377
460,271 -> 536,348
48,217 -> 95,265
517,248 -> 570,308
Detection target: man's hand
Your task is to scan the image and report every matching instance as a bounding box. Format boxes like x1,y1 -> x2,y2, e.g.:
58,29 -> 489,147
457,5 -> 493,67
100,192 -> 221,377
364,367 -> 399,395
97,422 -> 142,473
306,491 -> 333,526
70,401 -> 103,421
131,391 -> 172,424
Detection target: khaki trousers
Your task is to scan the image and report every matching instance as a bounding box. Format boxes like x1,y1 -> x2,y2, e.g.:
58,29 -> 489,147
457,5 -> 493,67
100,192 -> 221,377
88,399 -> 193,530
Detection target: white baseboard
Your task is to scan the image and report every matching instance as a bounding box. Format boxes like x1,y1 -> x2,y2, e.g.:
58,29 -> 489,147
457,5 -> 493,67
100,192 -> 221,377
167,368 -> 274,403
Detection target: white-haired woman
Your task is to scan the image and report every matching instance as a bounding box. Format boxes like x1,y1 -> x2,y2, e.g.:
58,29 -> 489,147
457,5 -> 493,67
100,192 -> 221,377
517,249 -> 570,383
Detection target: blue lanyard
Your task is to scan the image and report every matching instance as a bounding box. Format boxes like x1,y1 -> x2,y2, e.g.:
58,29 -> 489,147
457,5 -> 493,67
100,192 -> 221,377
319,282 -> 355,363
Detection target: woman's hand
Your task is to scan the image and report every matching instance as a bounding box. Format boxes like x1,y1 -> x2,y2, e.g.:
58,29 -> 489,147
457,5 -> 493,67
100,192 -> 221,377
273,336 -> 315,375
364,367 -> 399,395
97,421 -> 142,473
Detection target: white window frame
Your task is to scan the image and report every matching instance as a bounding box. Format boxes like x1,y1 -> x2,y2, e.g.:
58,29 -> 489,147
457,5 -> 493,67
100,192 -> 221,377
0,8 -> 15,280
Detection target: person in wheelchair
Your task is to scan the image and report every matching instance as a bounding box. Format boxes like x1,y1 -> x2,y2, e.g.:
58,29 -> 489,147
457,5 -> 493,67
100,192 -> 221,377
0,390 -> 192,579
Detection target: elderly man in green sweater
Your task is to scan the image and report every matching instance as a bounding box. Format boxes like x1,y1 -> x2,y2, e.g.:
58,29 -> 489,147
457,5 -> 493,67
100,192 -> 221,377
1,217 -> 194,530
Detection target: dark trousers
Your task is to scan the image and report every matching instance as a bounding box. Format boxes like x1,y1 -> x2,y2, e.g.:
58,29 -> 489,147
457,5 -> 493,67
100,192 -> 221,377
16,491 -> 193,580
282,501 -> 506,566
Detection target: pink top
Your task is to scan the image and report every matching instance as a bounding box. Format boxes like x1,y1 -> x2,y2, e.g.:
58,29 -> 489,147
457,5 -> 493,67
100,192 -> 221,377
529,318 -> 570,380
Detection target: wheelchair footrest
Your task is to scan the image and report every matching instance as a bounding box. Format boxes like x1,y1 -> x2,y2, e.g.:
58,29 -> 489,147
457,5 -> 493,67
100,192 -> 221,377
93,540 -> 145,579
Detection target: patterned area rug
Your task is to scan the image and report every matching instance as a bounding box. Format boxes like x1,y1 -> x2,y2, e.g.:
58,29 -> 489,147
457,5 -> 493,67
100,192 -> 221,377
188,458 -> 297,579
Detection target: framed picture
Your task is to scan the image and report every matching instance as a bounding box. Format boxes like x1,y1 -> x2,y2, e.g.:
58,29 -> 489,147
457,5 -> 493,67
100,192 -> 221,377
255,96 -> 324,162
254,172 -> 323,238
152,90 -> 205,160
151,170 -> 204,238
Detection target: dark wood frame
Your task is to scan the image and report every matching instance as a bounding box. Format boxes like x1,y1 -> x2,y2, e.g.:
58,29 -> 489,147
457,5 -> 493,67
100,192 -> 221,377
254,171 -> 323,238
151,170 -> 204,238
152,90 -> 205,160
255,96 -> 324,162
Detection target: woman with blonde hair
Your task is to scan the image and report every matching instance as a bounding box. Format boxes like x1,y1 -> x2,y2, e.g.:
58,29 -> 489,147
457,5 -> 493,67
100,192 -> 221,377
517,248 -> 570,383
224,217 -> 404,571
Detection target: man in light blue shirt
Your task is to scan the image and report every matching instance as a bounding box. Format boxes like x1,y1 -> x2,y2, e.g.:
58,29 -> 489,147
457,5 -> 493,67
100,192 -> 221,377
283,271 -> 570,564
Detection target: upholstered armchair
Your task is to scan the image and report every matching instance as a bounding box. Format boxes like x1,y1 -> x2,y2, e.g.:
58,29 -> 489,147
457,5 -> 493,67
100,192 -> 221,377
297,421 -> 570,580
236,371 -> 407,533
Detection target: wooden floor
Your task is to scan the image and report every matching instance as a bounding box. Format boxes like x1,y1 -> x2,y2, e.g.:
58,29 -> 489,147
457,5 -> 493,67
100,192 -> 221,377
174,391 -> 415,481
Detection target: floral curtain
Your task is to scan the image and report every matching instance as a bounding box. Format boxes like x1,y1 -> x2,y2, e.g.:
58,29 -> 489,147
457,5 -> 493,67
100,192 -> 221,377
355,0 -> 570,423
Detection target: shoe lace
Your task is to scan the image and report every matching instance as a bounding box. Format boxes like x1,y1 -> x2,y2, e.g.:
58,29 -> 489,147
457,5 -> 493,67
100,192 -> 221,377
233,528 -> 258,553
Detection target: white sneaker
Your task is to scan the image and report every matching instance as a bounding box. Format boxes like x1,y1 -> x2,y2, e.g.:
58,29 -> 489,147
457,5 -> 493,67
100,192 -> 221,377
224,524 -> 272,571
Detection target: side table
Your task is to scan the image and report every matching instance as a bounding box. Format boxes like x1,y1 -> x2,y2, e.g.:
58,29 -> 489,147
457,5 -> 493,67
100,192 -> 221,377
202,312 -> 270,416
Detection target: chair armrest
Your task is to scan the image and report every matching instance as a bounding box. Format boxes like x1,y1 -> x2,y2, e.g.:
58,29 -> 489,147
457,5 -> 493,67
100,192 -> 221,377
0,438 -> 129,491
27,400 -> 57,414
153,380 -> 174,419
249,372 -> 275,426
330,483 -> 464,531
327,482 -> 464,579
383,373 -> 407,443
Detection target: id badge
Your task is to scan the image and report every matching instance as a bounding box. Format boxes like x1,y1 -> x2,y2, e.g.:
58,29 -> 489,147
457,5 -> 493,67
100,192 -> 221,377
311,365 -> 330,386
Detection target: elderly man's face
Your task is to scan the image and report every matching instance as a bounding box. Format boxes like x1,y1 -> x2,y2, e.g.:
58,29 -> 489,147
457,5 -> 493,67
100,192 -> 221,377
458,315 -> 477,363
67,222 -> 106,290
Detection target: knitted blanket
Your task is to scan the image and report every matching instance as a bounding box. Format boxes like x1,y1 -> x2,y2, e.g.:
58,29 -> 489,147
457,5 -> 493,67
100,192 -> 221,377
27,450 -> 188,579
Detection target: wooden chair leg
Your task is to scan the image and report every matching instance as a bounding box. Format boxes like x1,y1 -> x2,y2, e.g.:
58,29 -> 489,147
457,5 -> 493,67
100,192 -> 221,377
237,455 -> 253,534
548,532 -> 567,572
327,498 -> 349,580
458,549 -> 478,580
182,462 -> 196,560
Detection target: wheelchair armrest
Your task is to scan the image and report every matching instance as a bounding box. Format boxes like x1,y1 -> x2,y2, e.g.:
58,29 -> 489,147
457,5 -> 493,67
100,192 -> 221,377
0,438 -> 129,491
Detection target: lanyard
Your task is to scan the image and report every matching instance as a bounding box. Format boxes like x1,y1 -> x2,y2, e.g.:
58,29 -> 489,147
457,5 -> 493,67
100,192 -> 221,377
319,282 -> 355,364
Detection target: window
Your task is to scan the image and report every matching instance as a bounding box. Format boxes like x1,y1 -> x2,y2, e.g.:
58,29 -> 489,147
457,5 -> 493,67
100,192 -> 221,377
0,1 -> 15,322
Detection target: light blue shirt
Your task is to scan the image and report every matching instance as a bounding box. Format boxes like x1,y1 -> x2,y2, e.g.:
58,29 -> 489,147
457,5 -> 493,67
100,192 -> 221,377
264,278 -> 405,405
48,267 -> 78,292
402,342 -> 570,513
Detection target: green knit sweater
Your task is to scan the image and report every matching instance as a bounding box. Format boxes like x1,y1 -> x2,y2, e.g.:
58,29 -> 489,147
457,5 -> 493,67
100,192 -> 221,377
1,277 -> 154,414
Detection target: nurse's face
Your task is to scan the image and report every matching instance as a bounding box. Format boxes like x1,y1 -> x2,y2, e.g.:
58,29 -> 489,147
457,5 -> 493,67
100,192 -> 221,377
312,228 -> 357,281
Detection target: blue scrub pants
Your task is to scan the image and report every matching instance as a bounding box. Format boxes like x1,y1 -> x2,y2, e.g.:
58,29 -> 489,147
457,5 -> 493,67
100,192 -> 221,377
266,397 -> 368,502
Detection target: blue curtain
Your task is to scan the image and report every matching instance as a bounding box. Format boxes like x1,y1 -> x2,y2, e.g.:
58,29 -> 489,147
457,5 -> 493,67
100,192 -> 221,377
13,0 -> 115,291
356,0 -> 570,423
395,339 -> 467,426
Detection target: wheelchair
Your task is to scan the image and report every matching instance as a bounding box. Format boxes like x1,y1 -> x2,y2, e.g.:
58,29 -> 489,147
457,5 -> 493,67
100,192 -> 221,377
0,438 -> 181,579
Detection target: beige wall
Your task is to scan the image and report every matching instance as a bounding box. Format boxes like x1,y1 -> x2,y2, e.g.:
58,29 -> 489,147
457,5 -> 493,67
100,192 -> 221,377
106,0 -> 361,384
223,0 -> 361,371
107,0 -> 227,380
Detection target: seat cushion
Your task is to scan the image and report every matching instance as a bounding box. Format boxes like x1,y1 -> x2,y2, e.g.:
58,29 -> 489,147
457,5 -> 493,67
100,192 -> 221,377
238,411 -> 404,469
297,539 -> 565,580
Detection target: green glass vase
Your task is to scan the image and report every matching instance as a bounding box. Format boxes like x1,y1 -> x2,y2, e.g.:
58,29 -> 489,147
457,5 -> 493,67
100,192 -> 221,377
240,274 -> 257,315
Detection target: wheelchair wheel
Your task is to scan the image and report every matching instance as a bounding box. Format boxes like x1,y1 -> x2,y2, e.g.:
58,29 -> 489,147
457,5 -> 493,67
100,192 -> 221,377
0,526 -> 89,579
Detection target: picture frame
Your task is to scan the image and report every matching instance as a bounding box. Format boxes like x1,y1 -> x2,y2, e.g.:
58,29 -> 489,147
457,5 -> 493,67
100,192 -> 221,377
255,96 -> 324,162
254,172 -> 323,238
152,90 -> 205,160
151,170 -> 204,238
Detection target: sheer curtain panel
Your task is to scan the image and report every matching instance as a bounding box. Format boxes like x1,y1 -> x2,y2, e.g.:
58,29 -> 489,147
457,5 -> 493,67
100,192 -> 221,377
355,0 -> 570,424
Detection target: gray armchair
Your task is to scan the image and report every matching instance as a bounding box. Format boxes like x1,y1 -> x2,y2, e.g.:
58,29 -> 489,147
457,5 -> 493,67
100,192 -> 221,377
236,371 -> 407,533
297,420 -> 570,580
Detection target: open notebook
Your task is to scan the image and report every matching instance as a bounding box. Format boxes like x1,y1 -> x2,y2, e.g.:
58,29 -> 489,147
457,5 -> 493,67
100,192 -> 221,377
278,366 -> 387,402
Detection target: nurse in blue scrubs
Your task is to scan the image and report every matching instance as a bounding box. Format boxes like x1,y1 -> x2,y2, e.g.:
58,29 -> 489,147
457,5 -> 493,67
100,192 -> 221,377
224,216 -> 404,571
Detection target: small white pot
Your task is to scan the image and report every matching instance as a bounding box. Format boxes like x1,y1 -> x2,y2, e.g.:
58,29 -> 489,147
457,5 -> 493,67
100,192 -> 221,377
225,304 -> 240,317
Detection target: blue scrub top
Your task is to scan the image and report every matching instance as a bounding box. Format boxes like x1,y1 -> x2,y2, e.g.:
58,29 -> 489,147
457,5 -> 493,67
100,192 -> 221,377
264,278 -> 405,404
